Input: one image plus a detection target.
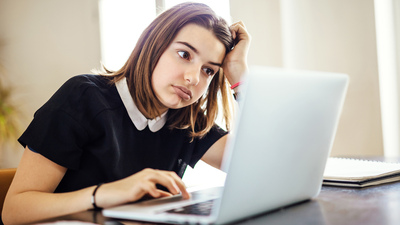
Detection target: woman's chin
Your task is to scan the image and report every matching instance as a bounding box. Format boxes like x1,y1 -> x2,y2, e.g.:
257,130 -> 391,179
165,100 -> 191,109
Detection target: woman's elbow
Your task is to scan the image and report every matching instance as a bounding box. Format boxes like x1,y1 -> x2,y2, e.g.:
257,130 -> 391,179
2,195 -> 18,225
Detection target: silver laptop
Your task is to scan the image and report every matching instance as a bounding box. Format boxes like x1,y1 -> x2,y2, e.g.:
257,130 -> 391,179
102,66 -> 349,224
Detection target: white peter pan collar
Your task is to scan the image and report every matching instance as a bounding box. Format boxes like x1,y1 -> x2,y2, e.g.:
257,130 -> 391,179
115,77 -> 168,132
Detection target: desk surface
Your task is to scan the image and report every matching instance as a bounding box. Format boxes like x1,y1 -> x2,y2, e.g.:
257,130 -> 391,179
39,157 -> 400,225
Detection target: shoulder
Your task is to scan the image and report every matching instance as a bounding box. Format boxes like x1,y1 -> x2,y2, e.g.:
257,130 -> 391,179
53,74 -> 115,101
61,74 -> 112,93
37,74 -> 121,117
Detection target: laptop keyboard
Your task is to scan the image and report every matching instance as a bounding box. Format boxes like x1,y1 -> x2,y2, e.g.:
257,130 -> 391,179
166,199 -> 214,216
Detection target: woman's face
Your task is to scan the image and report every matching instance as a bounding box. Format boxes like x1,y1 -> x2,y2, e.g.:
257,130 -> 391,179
151,23 -> 226,113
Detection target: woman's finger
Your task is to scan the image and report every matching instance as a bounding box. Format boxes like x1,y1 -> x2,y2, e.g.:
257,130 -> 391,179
230,22 -> 251,45
146,170 -> 189,198
166,171 -> 191,199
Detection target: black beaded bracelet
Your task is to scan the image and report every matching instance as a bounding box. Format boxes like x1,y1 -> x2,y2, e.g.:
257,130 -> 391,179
91,183 -> 104,210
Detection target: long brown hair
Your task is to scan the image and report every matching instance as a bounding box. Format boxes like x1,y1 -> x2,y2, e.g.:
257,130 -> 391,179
101,2 -> 235,139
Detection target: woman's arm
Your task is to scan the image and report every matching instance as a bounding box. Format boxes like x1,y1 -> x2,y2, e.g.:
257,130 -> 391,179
201,22 -> 251,171
201,135 -> 228,170
2,147 -> 190,225
2,147 -> 86,224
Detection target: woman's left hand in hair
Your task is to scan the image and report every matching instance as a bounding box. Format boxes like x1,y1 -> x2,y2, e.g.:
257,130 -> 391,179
222,21 -> 251,87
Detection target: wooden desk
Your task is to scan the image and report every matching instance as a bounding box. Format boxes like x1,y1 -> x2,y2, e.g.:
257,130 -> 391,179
36,181 -> 400,225
37,157 -> 400,225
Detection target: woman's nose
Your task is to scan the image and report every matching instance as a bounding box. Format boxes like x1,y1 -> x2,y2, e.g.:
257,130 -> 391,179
184,68 -> 200,86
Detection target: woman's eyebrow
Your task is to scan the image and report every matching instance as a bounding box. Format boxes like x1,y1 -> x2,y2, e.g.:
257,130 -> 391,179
176,41 -> 222,67
177,41 -> 199,54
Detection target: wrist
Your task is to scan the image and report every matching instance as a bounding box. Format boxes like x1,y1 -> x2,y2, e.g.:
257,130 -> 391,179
230,81 -> 243,90
230,81 -> 243,101
91,183 -> 104,210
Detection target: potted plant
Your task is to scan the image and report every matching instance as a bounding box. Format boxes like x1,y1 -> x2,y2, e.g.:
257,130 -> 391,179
0,67 -> 21,168
0,79 -> 19,140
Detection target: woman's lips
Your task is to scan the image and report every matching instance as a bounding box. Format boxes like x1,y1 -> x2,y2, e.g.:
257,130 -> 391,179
173,86 -> 192,101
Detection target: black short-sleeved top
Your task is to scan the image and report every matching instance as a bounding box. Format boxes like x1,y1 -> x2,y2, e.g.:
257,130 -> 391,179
18,75 -> 227,193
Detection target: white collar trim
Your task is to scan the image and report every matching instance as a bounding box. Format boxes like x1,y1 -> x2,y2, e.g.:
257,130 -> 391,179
115,77 -> 168,132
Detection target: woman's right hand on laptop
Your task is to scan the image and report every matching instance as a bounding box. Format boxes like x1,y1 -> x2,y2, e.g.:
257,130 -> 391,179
94,168 -> 191,209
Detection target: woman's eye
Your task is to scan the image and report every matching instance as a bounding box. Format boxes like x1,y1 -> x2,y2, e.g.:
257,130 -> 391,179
203,68 -> 215,76
178,51 -> 190,60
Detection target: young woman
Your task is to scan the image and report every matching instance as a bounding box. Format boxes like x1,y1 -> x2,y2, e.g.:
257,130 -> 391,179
2,2 -> 250,224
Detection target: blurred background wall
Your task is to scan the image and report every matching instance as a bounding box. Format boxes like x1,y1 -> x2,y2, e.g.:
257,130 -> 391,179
0,0 -> 101,167
230,0 -> 385,157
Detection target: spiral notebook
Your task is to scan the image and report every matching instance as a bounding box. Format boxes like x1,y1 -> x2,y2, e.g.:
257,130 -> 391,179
323,157 -> 400,187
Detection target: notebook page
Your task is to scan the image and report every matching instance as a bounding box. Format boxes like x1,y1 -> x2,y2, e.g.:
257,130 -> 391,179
323,157 -> 400,181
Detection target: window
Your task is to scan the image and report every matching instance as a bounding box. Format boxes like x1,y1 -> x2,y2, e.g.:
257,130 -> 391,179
374,0 -> 400,157
98,0 -> 156,71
